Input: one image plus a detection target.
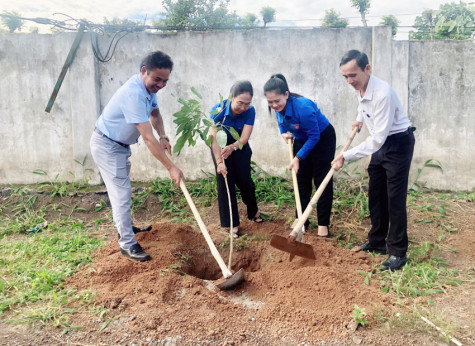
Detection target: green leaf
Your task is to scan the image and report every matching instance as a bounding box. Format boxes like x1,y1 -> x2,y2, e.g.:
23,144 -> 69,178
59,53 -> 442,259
448,20 -> 457,33
437,205 -> 447,216
229,127 -> 241,143
32,169 -> 47,175
205,134 -> 213,147
190,87 -> 202,99
174,136 -> 187,154
99,319 -> 111,332
210,107 -> 223,116
216,130 -> 228,148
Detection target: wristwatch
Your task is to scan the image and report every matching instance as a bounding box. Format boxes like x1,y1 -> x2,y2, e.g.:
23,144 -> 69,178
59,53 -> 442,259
233,145 -> 237,151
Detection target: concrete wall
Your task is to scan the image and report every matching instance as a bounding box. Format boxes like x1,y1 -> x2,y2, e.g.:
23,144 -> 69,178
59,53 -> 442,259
0,28 -> 473,191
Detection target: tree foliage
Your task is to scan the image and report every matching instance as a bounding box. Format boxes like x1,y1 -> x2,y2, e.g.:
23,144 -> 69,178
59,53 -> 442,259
240,13 -> 258,28
1,11 -> 23,33
159,0 -> 239,30
103,17 -> 143,33
380,15 -> 399,37
410,2 -> 475,40
322,9 -> 348,28
172,88 -> 240,155
260,7 -> 276,27
350,0 -> 371,27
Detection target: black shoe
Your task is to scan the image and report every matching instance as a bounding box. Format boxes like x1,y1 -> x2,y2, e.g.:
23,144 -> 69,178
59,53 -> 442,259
381,255 -> 407,271
120,243 -> 151,262
357,241 -> 387,255
133,225 -> 152,234
118,225 -> 152,239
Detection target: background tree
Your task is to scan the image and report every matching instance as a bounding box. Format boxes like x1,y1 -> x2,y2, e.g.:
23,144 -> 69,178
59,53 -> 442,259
322,9 -> 348,28
103,17 -> 143,33
350,0 -> 371,27
240,13 -> 258,28
380,14 -> 399,37
410,2 -> 475,40
159,0 -> 238,30
260,7 -> 276,27
1,11 -> 23,33
409,10 -> 435,40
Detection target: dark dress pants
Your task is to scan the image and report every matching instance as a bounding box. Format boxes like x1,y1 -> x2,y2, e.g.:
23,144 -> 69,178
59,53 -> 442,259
367,130 -> 415,257
212,143 -> 258,228
293,124 -> 336,227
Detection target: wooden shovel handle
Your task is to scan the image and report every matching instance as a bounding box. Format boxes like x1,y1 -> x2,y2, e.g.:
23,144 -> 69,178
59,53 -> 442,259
289,127 -> 358,239
179,179 -> 232,278
288,138 -> 304,219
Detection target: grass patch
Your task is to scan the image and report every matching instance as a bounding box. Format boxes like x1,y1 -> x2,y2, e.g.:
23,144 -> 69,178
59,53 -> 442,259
0,215 -> 104,326
378,242 -> 465,298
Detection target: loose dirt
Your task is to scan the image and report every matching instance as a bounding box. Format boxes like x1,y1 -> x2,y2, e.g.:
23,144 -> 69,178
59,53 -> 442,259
1,191 -> 473,345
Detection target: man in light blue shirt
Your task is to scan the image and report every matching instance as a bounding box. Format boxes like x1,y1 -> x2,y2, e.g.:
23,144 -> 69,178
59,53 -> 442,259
90,51 -> 183,261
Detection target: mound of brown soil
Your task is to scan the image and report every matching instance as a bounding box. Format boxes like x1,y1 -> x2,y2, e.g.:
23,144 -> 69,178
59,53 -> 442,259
66,219 -> 395,344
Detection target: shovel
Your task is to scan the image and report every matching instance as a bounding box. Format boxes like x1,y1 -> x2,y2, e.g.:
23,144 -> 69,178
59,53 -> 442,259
288,127 -> 359,240
287,137 -> 308,261
179,179 -> 245,290
270,137 -> 316,260
271,127 -> 358,260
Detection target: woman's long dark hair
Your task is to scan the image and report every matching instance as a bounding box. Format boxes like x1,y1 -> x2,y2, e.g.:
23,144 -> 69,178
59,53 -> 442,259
263,74 -> 302,98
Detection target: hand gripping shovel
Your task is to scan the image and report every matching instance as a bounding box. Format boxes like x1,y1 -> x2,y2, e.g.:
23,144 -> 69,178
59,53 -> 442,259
270,137 -> 315,260
288,127 -> 358,240
271,127 -> 358,260
179,179 -> 245,290
288,138 -> 309,261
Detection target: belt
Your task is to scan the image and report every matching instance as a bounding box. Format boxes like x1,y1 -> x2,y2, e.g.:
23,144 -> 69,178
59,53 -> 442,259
389,126 -> 416,138
94,128 -> 129,148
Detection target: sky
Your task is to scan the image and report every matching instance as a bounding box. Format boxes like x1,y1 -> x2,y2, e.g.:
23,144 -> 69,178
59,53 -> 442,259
0,0 -> 453,39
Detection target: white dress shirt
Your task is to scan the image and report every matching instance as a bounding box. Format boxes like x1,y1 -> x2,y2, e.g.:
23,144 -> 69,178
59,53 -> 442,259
343,75 -> 412,161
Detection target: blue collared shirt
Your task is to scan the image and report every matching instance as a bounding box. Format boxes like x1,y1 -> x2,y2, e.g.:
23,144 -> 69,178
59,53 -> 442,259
95,73 -> 158,145
210,99 -> 255,139
275,95 -> 329,160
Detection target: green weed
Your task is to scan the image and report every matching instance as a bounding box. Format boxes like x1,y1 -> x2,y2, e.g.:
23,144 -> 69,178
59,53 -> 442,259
378,242 -> 464,298
351,304 -> 368,327
0,216 -> 103,326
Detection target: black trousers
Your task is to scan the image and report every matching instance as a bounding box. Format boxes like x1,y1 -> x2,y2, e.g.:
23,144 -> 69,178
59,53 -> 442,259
212,142 -> 258,228
367,129 -> 415,257
293,124 -> 336,227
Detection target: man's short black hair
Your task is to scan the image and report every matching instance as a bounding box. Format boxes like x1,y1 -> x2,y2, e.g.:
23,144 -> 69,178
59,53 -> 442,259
140,51 -> 173,72
340,50 -> 369,71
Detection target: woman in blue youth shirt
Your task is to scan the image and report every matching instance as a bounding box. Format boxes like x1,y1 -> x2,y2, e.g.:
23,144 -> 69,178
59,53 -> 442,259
210,81 -> 263,239
264,74 -> 336,237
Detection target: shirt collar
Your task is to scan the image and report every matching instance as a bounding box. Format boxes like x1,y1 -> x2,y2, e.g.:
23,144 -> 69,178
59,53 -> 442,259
136,73 -> 153,101
283,96 -> 295,118
358,75 -> 375,101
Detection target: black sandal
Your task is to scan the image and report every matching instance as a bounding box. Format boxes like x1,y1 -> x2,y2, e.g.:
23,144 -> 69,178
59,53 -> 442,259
251,216 -> 264,223
232,230 -> 242,239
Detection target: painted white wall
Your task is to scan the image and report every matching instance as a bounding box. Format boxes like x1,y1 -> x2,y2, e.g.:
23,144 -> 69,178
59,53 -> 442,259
0,27 -> 473,191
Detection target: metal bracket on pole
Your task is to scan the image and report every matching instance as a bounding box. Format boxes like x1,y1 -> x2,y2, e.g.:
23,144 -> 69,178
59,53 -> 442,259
45,23 -> 85,113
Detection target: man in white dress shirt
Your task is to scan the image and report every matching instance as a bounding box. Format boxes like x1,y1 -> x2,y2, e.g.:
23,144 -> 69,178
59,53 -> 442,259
332,50 -> 415,271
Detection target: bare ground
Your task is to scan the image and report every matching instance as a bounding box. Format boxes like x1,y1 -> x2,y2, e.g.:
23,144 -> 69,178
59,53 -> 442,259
0,190 -> 473,345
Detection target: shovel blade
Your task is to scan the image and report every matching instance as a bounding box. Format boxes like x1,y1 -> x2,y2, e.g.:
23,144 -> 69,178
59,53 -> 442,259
216,268 -> 245,290
270,235 -> 316,260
